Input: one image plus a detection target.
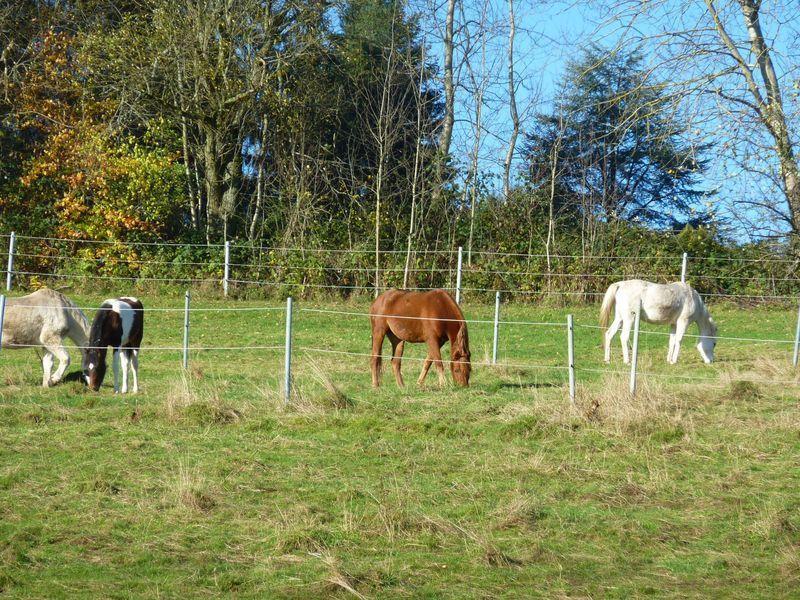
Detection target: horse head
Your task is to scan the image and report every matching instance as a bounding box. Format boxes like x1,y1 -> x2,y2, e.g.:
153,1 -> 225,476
696,314 -> 717,363
84,347 -> 107,391
450,323 -> 471,386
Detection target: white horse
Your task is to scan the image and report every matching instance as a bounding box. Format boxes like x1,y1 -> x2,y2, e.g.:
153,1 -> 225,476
600,280 -> 717,365
1,288 -> 90,386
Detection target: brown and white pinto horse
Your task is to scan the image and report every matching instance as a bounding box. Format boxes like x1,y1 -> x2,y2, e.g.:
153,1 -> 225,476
84,297 -> 144,393
370,289 -> 471,388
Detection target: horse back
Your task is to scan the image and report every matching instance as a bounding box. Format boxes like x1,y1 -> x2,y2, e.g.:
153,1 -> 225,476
371,289 -> 463,342
123,298 -> 144,348
3,289 -> 72,346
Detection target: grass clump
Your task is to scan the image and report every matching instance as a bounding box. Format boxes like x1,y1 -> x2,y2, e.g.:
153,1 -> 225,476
725,380 -> 763,402
164,373 -> 243,425
2,297 -> 800,597
281,361 -> 355,414
170,459 -> 216,513
573,376 -> 688,441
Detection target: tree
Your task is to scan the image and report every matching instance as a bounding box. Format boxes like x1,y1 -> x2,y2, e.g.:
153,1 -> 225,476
84,0 -> 299,240
335,0 -> 441,290
523,45 -> 709,227
604,0 -> 800,239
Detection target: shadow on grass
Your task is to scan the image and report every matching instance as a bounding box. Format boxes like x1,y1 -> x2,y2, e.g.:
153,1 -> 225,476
498,381 -> 561,390
63,371 -> 86,384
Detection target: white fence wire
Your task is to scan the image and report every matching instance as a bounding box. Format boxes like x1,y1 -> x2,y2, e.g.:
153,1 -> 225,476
2,231 -> 800,398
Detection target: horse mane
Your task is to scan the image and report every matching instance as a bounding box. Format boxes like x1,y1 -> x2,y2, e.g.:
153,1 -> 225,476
55,290 -> 89,325
454,321 -> 470,358
89,303 -> 112,346
693,288 -> 717,337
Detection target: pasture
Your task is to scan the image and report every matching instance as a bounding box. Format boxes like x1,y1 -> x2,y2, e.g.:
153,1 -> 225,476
1,292 -> 799,598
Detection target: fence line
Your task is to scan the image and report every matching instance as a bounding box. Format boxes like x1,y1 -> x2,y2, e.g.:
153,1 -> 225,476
5,231 -> 800,400
2,303 -> 285,313
12,251 -> 224,268
7,265 -> 800,303
295,345 -> 570,371
12,233 -> 800,263
15,270 -> 221,285
298,306 -> 564,327
576,323 -> 796,345
2,292 -> 800,398
10,250 -> 800,283
13,234 -> 226,248
2,342 -> 285,351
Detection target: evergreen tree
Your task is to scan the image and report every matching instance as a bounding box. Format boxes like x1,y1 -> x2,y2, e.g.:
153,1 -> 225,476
524,45 -> 710,227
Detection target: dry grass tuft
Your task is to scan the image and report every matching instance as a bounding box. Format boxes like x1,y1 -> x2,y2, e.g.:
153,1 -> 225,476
718,355 -> 800,390
320,554 -> 367,599
163,373 -> 243,425
778,545 -> 800,584
493,495 -> 545,531
310,361 -> 354,410
172,459 -> 216,512
277,360 -> 354,414
724,380 -> 763,402
482,542 -> 525,568
571,375 -> 687,438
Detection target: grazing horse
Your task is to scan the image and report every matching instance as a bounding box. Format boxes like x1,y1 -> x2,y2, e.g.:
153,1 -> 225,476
600,279 -> 717,365
85,297 -> 144,393
1,288 -> 90,387
370,289 -> 471,388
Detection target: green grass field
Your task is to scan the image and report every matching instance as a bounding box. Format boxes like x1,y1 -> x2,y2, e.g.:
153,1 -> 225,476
1,292 -> 799,598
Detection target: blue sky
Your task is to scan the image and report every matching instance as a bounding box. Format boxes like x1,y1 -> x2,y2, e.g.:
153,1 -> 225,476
419,0 -> 800,240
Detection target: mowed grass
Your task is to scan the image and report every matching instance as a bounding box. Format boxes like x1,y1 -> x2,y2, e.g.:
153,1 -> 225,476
1,291 -> 799,598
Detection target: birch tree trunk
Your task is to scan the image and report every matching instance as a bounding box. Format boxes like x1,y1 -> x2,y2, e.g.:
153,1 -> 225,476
502,0 -> 519,200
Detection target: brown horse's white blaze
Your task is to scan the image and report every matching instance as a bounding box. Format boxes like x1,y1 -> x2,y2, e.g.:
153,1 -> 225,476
84,297 -> 144,393
370,289 -> 471,388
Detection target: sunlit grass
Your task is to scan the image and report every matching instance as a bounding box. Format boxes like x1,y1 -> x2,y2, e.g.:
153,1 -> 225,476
0,290 -> 798,597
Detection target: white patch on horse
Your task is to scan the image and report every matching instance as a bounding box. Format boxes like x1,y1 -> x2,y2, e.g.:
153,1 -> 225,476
104,298 -> 136,346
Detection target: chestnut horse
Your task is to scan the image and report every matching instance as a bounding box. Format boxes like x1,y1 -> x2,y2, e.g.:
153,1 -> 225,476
370,289 -> 471,388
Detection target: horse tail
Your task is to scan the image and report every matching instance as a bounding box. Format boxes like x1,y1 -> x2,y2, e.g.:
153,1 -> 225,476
599,282 -> 619,331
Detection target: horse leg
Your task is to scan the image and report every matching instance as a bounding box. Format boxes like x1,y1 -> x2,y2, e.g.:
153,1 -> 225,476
670,320 -> 688,365
620,319 -> 632,364
130,350 -> 139,393
48,344 -> 71,386
41,350 -> 54,388
119,349 -> 130,394
371,327 -> 385,388
387,333 -> 405,387
604,318 -> 622,363
417,356 -> 433,385
112,348 -> 121,393
426,338 -> 446,386
667,324 -> 677,363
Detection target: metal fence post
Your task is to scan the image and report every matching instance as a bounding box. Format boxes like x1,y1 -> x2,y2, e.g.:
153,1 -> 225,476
0,294 -> 6,351
492,291 -> 500,365
567,314 -> 575,403
680,252 -> 688,283
6,232 -> 15,291
793,300 -> 800,367
223,240 -> 230,296
629,300 -> 642,396
284,296 -> 293,405
455,246 -> 463,304
182,291 -> 190,369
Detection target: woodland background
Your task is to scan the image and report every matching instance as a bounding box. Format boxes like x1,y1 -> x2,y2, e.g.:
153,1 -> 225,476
1,0 -> 799,300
